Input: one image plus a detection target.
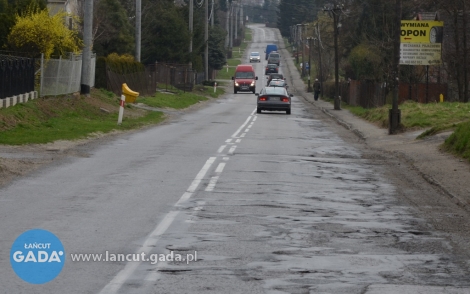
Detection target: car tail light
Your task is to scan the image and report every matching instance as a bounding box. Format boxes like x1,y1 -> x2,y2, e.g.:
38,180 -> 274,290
259,96 -> 267,101
281,97 -> 289,102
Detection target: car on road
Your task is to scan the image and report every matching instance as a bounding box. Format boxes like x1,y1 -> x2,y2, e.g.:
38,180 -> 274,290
268,79 -> 289,91
266,73 -> 284,86
267,52 -> 280,66
249,52 -> 261,63
265,44 -> 278,60
255,86 -> 292,115
265,64 -> 279,75
232,64 -> 258,94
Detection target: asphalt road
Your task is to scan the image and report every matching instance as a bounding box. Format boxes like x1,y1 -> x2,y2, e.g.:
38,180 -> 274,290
1,25 -> 470,294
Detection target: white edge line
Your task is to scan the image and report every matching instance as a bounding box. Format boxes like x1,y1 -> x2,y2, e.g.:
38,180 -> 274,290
99,157 -> 217,294
215,162 -> 226,173
99,211 -> 178,294
217,145 -> 227,153
231,115 -> 252,138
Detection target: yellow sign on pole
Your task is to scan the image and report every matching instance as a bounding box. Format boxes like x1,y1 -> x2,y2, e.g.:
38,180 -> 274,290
400,21 -> 444,65
400,21 -> 443,43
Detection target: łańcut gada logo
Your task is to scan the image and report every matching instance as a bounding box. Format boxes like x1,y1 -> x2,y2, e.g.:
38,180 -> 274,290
10,229 -> 65,284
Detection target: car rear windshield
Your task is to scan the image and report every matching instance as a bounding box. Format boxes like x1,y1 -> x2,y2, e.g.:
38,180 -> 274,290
235,72 -> 254,78
265,87 -> 287,95
269,81 -> 286,87
267,64 -> 277,68
269,53 -> 280,58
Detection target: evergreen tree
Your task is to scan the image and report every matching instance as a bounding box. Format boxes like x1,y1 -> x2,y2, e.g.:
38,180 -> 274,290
93,0 -> 134,57
208,25 -> 226,70
141,0 -> 190,64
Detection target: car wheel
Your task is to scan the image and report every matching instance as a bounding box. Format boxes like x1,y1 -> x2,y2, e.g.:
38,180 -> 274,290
286,109 -> 291,115
257,108 -> 261,114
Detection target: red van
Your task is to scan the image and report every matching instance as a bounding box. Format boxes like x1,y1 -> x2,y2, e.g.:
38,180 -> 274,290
231,65 -> 258,94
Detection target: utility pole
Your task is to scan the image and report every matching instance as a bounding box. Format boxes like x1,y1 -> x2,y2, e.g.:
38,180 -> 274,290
225,0 -> 229,48
211,0 -> 214,27
325,4 -> 343,110
80,0 -> 93,95
189,0 -> 194,68
234,2 -> 238,40
205,0 -> 209,80
240,4 -> 243,28
307,37 -> 312,92
390,0 -> 402,134
135,0 -> 141,62
295,24 -> 301,65
315,23 -> 323,99
296,24 -> 306,76
231,3 -> 235,48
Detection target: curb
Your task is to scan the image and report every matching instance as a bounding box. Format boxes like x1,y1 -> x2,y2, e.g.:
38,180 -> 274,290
320,107 -> 367,140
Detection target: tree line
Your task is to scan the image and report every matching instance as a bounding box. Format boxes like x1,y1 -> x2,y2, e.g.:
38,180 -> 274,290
0,0 -> 230,72
276,0 -> 469,102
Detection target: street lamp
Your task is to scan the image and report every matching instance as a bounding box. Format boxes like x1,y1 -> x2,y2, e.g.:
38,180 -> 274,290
325,4 -> 343,110
307,37 -> 313,92
296,24 -> 307,76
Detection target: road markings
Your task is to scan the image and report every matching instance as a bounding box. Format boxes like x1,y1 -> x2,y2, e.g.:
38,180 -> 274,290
100,155 -> 218,293
205,176 -> 219,191
217,145 -> 227,153
186,157 -> 217,193
215,162 -> 226,173
99,211 -> 178,294
228,146 -> 237,155
100,110 -> 258,292
231,115 -> 252,138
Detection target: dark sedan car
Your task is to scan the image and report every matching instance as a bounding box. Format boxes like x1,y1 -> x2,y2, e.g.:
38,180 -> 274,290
265,64 -> 279,75
256,86 -> 293,115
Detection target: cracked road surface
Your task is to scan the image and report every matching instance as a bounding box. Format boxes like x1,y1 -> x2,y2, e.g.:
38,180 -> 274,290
1,25 -> 470,294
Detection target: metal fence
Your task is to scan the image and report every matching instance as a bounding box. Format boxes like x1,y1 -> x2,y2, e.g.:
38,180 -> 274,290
324,79 -> 449,108
154,63 -> 201,92
0,55 -> 35,99
40,53 -> 96,97
106,64 -> 158,96
105,62 -> 204,96
399,83 -> 448,103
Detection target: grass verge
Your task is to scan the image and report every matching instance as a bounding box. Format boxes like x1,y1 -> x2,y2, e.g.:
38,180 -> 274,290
344,101 -> 470,131
0,85 -> 224,145
443,121 -> 470,161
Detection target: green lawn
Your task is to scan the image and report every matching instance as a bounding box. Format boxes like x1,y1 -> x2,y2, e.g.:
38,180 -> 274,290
444,121 -> 470,161
216,66 -> 236,80
0,86 -> 224,145
0,90 -> 165,145
344,101 -> 470,138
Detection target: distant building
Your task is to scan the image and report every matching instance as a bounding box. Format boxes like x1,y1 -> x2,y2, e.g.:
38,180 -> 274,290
47,0 -> 78,29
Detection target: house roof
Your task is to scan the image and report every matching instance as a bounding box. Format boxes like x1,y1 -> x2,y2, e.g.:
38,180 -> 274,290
416,12 -> 439,21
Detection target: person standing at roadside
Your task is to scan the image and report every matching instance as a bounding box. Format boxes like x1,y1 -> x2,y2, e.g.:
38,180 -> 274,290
313,78 -> 321,101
